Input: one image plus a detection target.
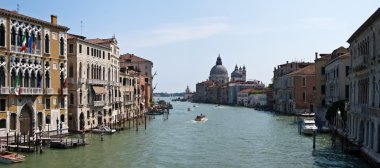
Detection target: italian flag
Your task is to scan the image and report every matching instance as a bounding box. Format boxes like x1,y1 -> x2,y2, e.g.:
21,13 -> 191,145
14,74 -> 22,95
20,34 -> 27,52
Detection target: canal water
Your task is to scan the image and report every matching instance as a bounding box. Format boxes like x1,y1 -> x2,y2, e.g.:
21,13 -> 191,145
6,98 -> 371,168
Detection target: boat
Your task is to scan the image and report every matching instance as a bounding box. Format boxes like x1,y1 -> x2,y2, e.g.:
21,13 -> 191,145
194,114 -> 206,121
187,108 -> 191,111
92,126 -> 116,134
301,119 -> 318,135
0,151 -> 25,164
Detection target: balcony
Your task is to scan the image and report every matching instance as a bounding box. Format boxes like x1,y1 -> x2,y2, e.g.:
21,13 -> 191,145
59,88 -> 68,95
352,55 -> 368,72
8,87 -> 42,95
87,79 -> 108,85
0,87 -> 9,94
45,88 -> 54,95
10,45 -> 42,57
125,101 -> 133,105
115,97 -> 121,102
93,101 -> 105,107
368,107 -> 380,117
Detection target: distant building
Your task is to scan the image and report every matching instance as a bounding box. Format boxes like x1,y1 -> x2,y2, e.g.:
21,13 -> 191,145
184,86 -> 194,100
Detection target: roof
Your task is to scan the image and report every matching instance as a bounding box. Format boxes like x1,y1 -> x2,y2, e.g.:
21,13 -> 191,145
239,88 -> 254,93
67,33 -> 110,49
286,64 -> 315,76
120,53 -> 153,64
348,8 -> 380,42
0,8 -> 69,31
86,38 -> 114,44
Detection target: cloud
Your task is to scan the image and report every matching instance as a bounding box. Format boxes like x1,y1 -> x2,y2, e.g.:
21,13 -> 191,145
126,17 -> 230,49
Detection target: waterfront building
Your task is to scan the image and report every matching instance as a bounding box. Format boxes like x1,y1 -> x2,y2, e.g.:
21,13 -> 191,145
66,34 -> 120,131
237,89 -> 267,107
0,9 -> 69,137
273,61 -> 313,112
230,65 -> 246,82
314,52 -> 331,126
347,8 -> 380,165
119,68 -> 138,120
274,64 -> 315,114
228,80 -> 265,104
120,53 -> 153,108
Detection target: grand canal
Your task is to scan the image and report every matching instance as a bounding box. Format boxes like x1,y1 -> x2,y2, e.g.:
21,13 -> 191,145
6,99 -> 370,168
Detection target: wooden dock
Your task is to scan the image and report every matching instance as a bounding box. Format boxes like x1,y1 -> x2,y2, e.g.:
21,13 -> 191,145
49,138 -> 86,149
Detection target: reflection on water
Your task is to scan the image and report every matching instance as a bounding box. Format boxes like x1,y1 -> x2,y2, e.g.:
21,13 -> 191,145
9,98 -> 370,168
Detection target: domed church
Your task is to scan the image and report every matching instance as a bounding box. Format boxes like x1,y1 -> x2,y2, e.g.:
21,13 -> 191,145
209,55 -> 229,84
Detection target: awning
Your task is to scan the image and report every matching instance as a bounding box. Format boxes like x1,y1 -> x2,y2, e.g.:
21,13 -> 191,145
92,86 -> 107,95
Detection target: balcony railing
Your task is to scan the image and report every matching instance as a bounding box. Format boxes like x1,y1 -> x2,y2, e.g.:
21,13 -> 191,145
87,79 -> 108,85
45,88 -> 54,95
79,78 -> 86,84
352,55 -> 367,72
93,101 -> 105,107
368,107 -> 380,117
10,45 -> 42,56
8,87 -> 42,95
0,87 -> 9,94
59,88 -> 68,95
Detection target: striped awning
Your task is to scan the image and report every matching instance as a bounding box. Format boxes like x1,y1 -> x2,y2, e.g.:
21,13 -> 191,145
92,86 -> 107,95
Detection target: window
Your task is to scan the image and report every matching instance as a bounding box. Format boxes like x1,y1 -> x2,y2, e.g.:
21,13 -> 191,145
45,71 -> 50,88
69,44 -> 74,53
69,64 -> 74,77
45,34 -> 50,53
0,119 -> 5,128
11,27 -> 16,45
108,53 -> 110,60
10,113 -> 16,130
79,90 -> 82,105
70,93 -> 74,105
60,37 -> 64,55
87,47 -> 89,55
60,114 -> 65,122
38,112 -> 43,127
336,68 -> 339,78
46,98 -> 50,109
302,77 -> 306,86
103,51 -> 105,59
0,99 -> 5,111
0,24 -> 4,47
79,44 -> 82,53
0,66 -> 5,87
321,67 -> 325,75
345,85 -> 349,100
36,33 -> 41,50
321,85 -> 325,94
46,115 -> 51,124
346,66 -> 349,76
17,29 -> 22,46
91,48 -> 93,56
302,92 -> 306,102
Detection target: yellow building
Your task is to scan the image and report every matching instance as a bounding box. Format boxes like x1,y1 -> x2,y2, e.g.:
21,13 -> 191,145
0,9 -> 69,137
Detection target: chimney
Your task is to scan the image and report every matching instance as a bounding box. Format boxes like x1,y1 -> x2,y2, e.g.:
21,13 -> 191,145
315,52 -> 318,60
51,15 -> 57,25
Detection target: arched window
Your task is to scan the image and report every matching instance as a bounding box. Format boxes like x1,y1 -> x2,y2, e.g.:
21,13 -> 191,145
79,90 -> 82,105
60,37 -> 64,55
79,62 -> 82,79
87,64 -> 89,79
18,70 -> 23,87
30,70 -> 36,87
70,93 -> 74,105
24,71 -> 30,87
45,115 -> 51,124
45,34 -> 50,53
45,71 -> 50,88
0,24 -> 5,47
37,71 -> 42,88
36,33 -> 41,50
0,67 -> 5,87
11,69 -> 16,87
17,29 -> 22,46
69,63 -> 74,78
11,27 -> 16,46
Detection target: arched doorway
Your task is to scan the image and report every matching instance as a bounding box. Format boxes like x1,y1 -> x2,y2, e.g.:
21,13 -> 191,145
359,120 -> 365,144
97,111 -> 103,127
20,105 -> 33,135
79,112 -> 84,130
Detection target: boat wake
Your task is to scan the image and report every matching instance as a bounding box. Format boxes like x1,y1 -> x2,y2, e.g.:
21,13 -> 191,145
192,118 -> 208,123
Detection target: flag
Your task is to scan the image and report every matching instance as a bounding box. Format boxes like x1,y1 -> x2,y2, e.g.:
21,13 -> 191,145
14,74 -> 21,95
20,33 -> 27,52
28,35 -> 33,53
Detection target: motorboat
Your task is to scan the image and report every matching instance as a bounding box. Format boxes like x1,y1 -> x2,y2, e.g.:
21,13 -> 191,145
187,108 -> 191,111
0,151 -> 25,164
301,119 -> 318,135
92,126 -> 116,134
194,114 -> 206,121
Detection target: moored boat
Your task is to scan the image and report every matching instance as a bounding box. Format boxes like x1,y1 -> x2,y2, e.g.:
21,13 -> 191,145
92,126 -> 116,134
0,151 -> 25,164
301,119 -> 318,135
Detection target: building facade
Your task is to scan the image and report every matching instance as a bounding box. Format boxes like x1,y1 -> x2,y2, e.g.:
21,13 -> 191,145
347,8 -> 380,164
0,9 -> 69,137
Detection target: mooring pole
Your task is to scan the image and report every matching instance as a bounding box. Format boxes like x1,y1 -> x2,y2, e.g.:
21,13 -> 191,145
313,130 -> 316,149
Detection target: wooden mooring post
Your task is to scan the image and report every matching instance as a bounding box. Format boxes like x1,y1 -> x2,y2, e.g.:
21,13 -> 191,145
313,130 -> 316,149
144,115 -> 147,130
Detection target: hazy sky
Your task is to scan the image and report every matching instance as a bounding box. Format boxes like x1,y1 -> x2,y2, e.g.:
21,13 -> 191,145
2,1 -> 379,92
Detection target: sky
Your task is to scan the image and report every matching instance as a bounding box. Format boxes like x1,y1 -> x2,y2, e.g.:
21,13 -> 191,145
2,1 -> 379,93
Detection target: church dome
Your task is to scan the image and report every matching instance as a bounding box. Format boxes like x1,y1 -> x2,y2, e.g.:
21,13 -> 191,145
231,65 -> 242,78
209,56 -> 228,77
